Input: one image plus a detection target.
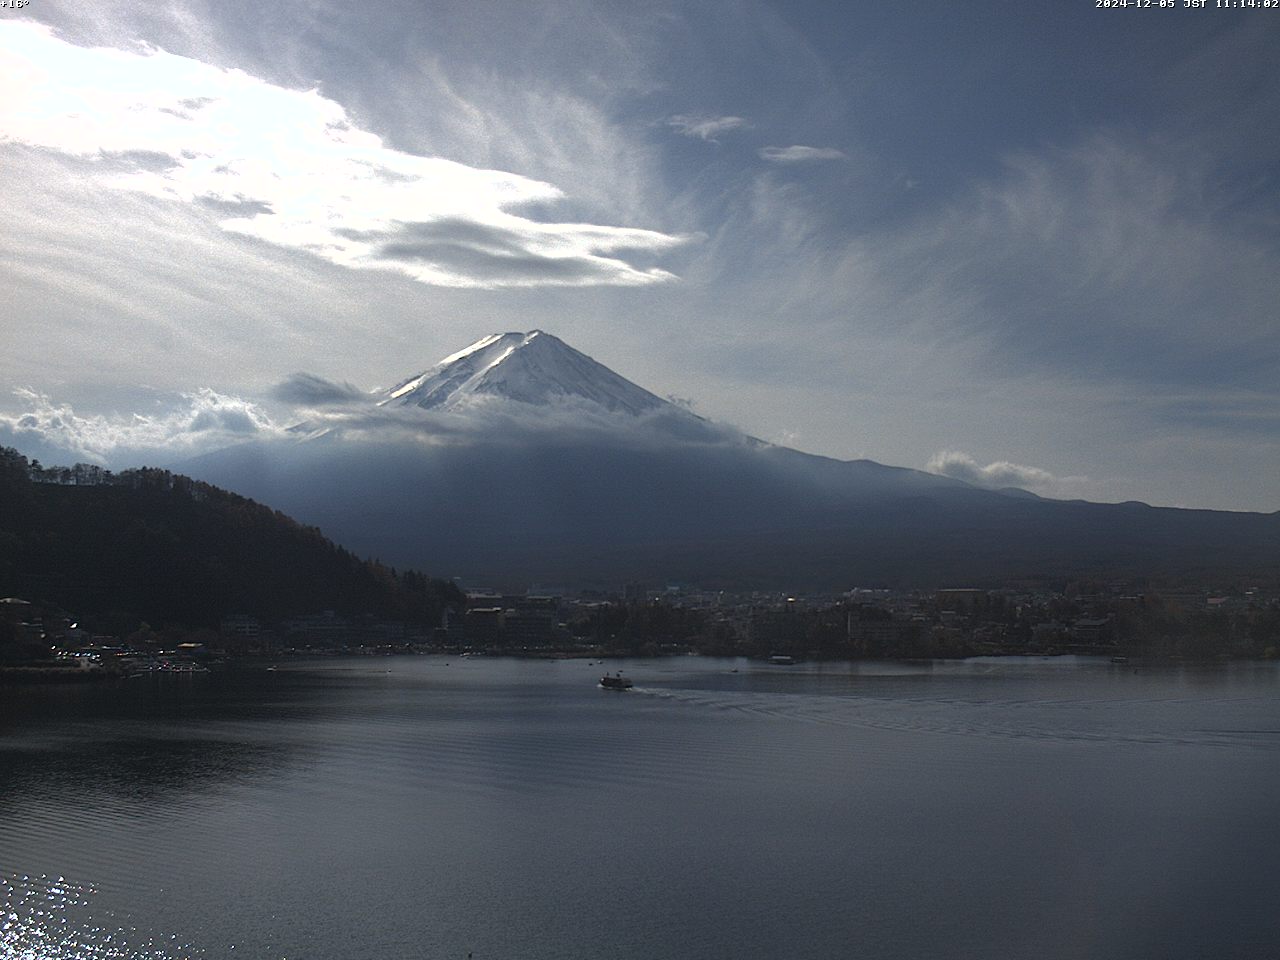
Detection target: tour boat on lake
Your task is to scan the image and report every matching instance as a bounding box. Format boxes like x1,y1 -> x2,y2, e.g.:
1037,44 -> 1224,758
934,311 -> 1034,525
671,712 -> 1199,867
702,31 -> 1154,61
599,673 -> 633,690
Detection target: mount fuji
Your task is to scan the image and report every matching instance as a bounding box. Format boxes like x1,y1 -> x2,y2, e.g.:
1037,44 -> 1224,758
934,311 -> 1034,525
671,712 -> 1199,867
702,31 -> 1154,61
382,330 -> 669,416
186,332 -> 1280,589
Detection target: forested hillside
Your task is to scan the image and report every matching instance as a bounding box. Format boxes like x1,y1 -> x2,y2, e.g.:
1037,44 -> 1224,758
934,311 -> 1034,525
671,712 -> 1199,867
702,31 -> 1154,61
0,447 -> 461,634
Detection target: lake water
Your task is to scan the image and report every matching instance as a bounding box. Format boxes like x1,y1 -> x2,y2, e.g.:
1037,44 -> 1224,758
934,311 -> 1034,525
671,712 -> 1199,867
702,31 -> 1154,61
3,655 -> 1279,959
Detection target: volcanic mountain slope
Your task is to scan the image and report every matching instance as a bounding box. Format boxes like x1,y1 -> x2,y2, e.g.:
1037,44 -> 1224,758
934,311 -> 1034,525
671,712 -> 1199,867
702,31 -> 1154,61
382,330 -> 669,415
187,332 -> 1280,589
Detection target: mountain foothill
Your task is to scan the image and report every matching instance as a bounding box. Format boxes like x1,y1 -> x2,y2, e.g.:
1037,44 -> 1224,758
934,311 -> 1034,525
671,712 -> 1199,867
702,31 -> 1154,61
0,447 -> 462,641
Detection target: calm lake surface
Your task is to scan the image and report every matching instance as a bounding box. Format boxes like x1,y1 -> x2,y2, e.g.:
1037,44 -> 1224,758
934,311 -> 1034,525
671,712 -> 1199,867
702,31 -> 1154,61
3,655 -> 1280,959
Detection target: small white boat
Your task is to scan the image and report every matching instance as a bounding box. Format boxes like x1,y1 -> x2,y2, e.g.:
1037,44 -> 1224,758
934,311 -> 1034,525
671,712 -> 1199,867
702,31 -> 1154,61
158,660 -> 210,674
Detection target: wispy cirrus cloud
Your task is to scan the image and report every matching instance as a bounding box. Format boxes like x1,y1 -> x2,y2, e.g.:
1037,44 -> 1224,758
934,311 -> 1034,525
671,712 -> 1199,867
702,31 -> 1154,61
666,114 -> 750,142
723,130 -> 1280,394
0,21 -> 687,288
877,134 -> 1280,386
269,373 -> 369,408
758,145 -> 846,163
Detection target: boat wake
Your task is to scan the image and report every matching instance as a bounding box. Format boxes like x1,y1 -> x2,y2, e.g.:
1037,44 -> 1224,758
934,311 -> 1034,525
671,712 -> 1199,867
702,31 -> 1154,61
630,685 -> 1280,750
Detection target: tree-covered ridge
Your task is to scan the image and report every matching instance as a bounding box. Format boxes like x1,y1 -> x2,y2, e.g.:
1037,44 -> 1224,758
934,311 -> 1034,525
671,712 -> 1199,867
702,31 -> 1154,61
0,446 -> 462,635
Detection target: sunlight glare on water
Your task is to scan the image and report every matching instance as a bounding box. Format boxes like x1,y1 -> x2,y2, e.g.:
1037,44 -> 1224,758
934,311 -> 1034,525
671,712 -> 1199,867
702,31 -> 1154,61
0,872 -> 205,960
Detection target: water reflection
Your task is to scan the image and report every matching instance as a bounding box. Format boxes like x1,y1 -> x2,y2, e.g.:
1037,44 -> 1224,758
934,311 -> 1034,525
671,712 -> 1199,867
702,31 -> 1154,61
2,656 -> 1279,960
0,738 -> 286,805
0,670 -> 312,808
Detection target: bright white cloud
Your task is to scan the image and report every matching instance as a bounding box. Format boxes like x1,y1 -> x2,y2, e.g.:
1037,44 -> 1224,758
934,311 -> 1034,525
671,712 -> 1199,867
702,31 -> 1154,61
758,145 -> 845,163
0,381 -> 746,468
0,21 -> 686,288
0,388 -> 283,465
926,450 -> 1088,496
666,114 -> 750,142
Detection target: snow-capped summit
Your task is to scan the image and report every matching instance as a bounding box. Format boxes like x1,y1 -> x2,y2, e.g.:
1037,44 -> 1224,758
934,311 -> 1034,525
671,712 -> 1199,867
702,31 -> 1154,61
381,330 -> 669,416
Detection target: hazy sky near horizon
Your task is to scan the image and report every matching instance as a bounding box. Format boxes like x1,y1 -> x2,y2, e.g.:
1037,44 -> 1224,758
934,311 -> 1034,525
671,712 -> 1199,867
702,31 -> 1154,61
1,1 -> 1277,510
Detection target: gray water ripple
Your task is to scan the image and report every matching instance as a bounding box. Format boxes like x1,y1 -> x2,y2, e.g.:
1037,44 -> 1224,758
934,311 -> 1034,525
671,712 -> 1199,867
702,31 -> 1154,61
634,684 -> 1280,750
5,657 -> 1280,960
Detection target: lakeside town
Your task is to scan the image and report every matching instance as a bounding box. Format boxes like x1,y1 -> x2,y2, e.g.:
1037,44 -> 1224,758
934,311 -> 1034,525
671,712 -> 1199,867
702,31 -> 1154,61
5,577 -> 1279,680
6,446 -> 1280,682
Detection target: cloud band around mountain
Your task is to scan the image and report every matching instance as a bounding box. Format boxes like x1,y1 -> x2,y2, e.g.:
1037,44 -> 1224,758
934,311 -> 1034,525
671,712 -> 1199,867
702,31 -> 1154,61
0,378 -> 747,470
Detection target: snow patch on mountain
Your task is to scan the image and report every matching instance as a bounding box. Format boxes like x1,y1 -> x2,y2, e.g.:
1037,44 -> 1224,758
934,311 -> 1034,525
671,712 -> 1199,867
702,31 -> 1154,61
381,330 -> 670,416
